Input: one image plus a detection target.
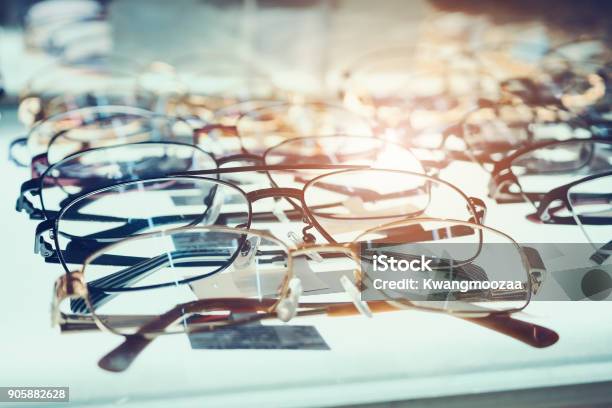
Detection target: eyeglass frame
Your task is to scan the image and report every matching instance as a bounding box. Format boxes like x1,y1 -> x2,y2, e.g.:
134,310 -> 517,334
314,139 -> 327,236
488,137 -> 612,205
35,167 -> 486,272
50,218 -> 551,372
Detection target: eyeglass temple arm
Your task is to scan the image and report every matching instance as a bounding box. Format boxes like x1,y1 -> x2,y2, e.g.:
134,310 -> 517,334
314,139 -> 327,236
41,207 -> 298,262
35,212 -> 206,258
98,298 -> 275,372
566,192 -> 612,204
71,247 -> 274,313
365,223 -> 479,246
47,201 -> 484,266
37,183 -> 222,257
96,300 -> 398,372
521,246 -> 547,295
39,203 -> 299,262
590,241 -> 612,265
296,179 -> 427,202
530,191 -> 612,225
98,296 -> 559,373
174,164 -> 369,177
324,301 -> 558,347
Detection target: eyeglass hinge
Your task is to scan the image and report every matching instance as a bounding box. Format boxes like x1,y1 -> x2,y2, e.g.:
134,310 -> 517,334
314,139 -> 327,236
16,193 -> 42,219
34,219 -> 55,257
521,246 -> 546,295
36,236 -> 54,258
52,272 -> 87,327
539,211 -> 551,222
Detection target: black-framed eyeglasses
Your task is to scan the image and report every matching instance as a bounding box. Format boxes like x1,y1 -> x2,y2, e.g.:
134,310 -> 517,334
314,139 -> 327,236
488,138 -> 612,252
17,54 -> 146,127
36,168 -> 485,274
17,134 -> 426,221
16,141 -> 218,220
462,100 -> 593,167
9,105 -> 198,171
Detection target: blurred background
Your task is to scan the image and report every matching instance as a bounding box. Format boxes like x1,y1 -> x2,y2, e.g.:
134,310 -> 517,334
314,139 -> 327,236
0,0 -> 610,102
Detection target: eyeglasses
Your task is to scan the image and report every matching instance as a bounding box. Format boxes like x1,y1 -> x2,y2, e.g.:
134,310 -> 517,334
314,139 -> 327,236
533,170 -> 612,256
16,141 -> 218,220
37,168 -> 484,271
18,134 -> 425,220
138,53 -> 282,121
340,47 -> 500,131
498,38 -> 611,118
198,99 -> 288,153
24,0 -> 109,59
10,106 -> 196,173
196,101 -> 375,154
51,218 -> 553,372
212,100 -> 286,125
489,138 -> 612,201
488,138 -> 612,250
459,100 -> 592,168
371,98 -> 588,170
472,38 -> 551,82
43,89 -> 157,127
17,55 -> 145,127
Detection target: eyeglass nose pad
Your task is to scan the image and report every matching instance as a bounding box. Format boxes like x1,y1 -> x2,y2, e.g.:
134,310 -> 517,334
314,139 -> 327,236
201,185 -> 224,225
276,278 -> 302,322
340,275 -> 372,318
234,235 -> 261,270
353,269 -> 363,291
51,289 -> 62,328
